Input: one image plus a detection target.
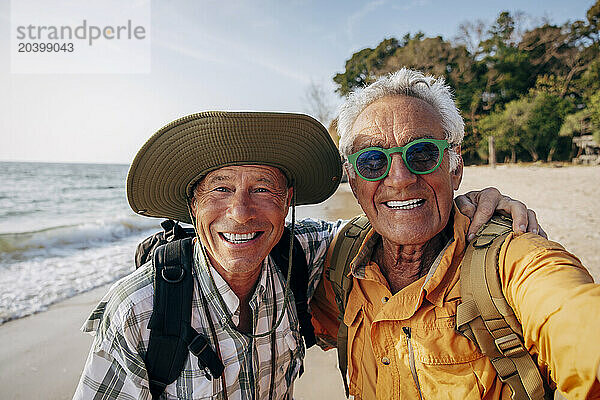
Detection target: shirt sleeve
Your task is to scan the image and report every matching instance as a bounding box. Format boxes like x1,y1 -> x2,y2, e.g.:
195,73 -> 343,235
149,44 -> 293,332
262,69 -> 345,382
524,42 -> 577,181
290,219 -> 347,350
499,233 -> 600,398
73,289 -> 152,400
290,218 -> 346,302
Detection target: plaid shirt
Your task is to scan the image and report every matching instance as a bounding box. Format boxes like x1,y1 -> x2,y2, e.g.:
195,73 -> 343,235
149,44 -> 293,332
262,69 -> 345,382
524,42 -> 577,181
73,218 -> 343,400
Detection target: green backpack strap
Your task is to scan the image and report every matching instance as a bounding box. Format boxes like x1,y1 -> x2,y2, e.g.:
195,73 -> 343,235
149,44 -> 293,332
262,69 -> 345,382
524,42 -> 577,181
456,214 -> 547,400
326,214 -> 371,397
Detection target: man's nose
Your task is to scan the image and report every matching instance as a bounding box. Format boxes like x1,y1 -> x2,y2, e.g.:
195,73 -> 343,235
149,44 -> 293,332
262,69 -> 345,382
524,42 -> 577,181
383,154 -> 417,187
228,190 -> 255,223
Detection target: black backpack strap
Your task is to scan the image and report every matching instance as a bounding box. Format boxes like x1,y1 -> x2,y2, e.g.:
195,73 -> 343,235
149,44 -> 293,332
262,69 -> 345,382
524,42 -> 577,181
145,237 -> 223,399
271,227 -> 316,348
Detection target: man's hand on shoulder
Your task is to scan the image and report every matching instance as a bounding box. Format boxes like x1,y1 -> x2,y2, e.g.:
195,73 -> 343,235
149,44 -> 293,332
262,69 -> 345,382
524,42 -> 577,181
455,187 -> 547,241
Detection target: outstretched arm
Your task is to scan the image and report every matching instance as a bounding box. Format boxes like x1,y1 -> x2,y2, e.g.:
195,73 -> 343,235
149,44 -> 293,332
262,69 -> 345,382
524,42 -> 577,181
455,187 -> 547,241
500,234 -> 600,398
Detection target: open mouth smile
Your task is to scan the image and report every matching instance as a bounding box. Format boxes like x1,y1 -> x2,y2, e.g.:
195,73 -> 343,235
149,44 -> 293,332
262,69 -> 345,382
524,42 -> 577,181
220,232 -> 262,244
384,199 -> 425,210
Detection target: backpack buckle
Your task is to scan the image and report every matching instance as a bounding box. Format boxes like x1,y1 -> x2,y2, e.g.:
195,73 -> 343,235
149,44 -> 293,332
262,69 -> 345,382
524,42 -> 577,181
161,266 -> 185,283
188,334 -> 225,379
494,333 -> 526,358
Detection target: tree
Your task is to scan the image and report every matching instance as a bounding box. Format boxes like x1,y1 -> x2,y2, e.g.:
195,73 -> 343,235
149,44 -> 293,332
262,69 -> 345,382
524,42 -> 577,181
333,38 -> 400,96
478,97 -> 532,163
585,0 -> 600,44
559,109 -> 594,137
303,81 -> 336,127
376,35 -> 475,91
454,20 -> 487,55
522,93 -> 572,161
478,93 -> 572,162
519,2 -> 600,100
330,4 -> 597,163
589,90 -> 600,144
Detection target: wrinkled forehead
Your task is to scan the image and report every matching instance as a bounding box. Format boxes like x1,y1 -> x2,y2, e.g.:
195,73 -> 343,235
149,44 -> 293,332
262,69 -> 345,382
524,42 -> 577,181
191,164 -> 289,194
352,95 -> 444,148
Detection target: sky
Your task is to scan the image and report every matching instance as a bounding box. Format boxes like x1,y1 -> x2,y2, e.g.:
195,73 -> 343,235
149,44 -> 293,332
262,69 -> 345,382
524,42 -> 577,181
1,0 -> 596,164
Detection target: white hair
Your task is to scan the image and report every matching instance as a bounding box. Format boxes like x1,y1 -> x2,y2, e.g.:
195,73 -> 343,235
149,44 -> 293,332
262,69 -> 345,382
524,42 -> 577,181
337,68 -> 464,172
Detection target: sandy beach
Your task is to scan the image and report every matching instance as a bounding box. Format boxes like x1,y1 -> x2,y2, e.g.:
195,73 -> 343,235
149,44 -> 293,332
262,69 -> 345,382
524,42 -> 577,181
1,165 -> 598,400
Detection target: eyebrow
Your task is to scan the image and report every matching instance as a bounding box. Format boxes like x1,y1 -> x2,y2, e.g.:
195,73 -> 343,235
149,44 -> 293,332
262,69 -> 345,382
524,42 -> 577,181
204,174 -> 232,184
204,174 -> 279,187
354,134 -> 437,150
256,177 -> 276,185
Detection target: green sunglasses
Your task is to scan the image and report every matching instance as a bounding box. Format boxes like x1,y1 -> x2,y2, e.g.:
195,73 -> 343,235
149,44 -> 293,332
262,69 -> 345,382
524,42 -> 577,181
347,138 -> 449,181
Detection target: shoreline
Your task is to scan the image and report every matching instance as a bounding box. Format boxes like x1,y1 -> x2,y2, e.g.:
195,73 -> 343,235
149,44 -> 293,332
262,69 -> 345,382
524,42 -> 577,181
0,285 -> 110,400
1,165 -> 598,399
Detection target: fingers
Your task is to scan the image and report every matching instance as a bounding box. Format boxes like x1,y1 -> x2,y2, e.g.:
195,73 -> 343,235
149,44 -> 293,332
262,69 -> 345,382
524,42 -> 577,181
459,188 -> 545,241
524,209 -> 539,235
500,198 -> 529,235
537,225 -> 548,239
455,193 -> 476,219
466,188 -> 500,241
520,209 -> 547,237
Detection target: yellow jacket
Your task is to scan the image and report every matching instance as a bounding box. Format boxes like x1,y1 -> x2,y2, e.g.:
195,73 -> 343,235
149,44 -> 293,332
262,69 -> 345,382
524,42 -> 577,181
310,208 -> 600,399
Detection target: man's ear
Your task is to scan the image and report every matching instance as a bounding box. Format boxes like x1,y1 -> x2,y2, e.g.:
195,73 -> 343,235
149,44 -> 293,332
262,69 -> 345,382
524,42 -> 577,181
345,163 -> 359,199
451,146 -> 463,191
287,187 -> 294,207
189,197 -> 198,215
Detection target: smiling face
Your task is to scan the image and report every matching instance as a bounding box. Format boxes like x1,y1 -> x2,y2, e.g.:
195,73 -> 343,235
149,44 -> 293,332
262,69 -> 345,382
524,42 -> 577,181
190,165 -> 291,276
348,95 -> 463,246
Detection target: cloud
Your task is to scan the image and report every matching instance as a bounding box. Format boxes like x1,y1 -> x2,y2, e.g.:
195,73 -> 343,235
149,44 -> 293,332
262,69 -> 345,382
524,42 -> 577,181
153,21 -> 311,85
346,0 -> 386,40
155,37 -> 229,66
391,0 -> 431,11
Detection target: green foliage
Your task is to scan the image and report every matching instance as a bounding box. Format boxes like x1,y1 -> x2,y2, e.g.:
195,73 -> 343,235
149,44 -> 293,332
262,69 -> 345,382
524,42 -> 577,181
578,59 -> 600,102
589,91 -> 600,144
559,109 -> 593,137
477,97 -> 531,162
332,38 -> 400,96
586,0 -> 600,43
332,3 -> 600,163
523,93 -> 573,161
477,93 -> 572,161
488,11 -> 515,44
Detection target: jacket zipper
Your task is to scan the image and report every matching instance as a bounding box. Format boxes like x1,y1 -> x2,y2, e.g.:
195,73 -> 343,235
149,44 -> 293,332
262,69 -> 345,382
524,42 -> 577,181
403,327 -> 423,400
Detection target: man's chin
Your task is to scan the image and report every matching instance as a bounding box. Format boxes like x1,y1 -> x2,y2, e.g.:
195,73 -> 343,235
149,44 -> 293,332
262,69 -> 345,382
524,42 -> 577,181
375,222 -> 442,246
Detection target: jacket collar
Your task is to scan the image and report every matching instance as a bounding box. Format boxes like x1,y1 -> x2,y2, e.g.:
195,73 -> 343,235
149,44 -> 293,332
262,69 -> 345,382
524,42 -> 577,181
350,203 -> 470,307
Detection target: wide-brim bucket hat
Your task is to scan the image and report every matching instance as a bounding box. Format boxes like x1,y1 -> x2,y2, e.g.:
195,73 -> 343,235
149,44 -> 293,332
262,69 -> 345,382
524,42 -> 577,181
127,111 -> 342,224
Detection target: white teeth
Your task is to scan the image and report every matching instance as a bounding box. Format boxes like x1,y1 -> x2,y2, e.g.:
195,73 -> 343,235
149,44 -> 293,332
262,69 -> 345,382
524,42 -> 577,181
385,199 -> 424,210
222,232 -> 259,243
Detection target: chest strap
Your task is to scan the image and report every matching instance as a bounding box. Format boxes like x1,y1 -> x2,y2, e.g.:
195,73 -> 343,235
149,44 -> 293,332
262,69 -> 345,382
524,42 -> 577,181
146,238 -> 224,400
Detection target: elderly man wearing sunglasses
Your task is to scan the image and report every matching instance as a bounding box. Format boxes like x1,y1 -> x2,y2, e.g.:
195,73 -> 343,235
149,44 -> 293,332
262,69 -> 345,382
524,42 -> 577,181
310,68 -> 600,399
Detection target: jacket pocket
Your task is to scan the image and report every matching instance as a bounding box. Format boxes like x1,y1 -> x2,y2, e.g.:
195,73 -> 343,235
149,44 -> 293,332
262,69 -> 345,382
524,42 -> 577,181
405,317 -> 487,399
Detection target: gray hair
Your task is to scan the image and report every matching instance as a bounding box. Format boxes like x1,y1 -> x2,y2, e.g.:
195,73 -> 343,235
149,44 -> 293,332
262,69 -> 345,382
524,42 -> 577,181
337,68 -> 464,172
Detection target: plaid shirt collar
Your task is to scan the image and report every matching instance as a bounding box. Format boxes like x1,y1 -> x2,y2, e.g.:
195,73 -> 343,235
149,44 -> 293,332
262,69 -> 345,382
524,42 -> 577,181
193,238 -> 272,328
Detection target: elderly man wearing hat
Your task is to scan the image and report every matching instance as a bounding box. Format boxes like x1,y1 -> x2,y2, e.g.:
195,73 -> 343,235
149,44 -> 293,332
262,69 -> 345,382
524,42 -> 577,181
74,111 -> 538,400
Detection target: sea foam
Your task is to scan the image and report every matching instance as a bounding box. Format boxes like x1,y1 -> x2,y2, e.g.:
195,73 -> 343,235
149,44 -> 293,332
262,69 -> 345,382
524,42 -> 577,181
0,215 -> 160,262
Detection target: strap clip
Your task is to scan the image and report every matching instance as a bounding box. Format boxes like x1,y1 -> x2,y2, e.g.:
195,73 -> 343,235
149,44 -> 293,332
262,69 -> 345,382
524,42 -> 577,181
188,334 -> 225,379
494,333 -> 527,358
161,266 -> 185,283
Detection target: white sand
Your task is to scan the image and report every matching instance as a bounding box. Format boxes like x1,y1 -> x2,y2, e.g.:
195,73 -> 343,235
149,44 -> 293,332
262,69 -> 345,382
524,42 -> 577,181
0,165 -> 598,399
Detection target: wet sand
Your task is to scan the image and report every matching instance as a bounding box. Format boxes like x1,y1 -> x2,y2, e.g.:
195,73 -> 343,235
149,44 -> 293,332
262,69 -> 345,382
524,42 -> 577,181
0,165 -> 598,399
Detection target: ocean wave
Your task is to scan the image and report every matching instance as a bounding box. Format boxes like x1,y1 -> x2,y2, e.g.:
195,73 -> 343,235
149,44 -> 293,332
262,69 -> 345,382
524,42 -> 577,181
0,237 -> 140,324
0,216 -> 162,261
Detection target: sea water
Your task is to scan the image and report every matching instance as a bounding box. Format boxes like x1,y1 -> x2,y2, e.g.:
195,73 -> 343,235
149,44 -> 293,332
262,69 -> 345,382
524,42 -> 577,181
0,161 -> 163,324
